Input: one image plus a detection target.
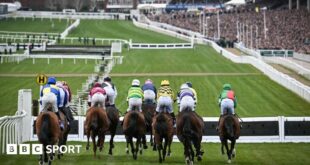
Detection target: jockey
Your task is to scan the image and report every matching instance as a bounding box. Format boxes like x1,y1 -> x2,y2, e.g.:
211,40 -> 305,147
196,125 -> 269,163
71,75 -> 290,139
156,80 -> 176,125
40,77 -> 64,130
186,82 -> 198,104
217,83 -> 237,130
88,82 -> 106,107
60,81 -> 74,124
141,79 -> 157,104
102,76 -> 117,107
177,83 -> 196,112
127,79 -> 144,112
56,81 -> 68,111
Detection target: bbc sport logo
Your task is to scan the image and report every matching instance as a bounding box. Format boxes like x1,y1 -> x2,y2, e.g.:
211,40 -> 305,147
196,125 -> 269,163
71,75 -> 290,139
6,144 -> 82,155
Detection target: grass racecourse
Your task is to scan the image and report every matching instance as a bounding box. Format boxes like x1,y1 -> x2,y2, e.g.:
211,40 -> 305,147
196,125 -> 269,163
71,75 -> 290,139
0,19 -> 310,164
0,18 -> 70,33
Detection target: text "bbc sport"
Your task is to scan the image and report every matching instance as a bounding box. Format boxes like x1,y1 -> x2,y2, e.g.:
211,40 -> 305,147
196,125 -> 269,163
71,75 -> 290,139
6,144 -> 82,155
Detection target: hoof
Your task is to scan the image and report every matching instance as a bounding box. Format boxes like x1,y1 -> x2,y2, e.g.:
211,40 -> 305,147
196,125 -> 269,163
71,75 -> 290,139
197,155 -> 202,161
139,150 -> 143,155
86,146 -> 89,150
108,150 -> 113,155
228,159 -> 231,164
166,153 -> 171,157
143,145 -> 148,149
39,161 -> 43,165
133,154 -> 137,160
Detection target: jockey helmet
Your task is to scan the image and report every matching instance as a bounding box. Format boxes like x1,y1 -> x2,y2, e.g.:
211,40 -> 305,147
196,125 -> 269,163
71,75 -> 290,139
223,83 -> 232,90
161,80 -> 170,86
186,82 -> 192,88
94,82 -> 101,87
180,83 -> 189,90
145,79 -> 153,84
132,79 -> 140,86
47,77 -> 56,84
62,81 -> 68,86
104,76 -> 111,82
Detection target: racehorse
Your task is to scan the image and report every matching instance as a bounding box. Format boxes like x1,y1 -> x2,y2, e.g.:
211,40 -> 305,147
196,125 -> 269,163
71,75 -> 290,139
176,108 -> 204,165
152,112 -> 173,163
142,103 -> 156,149
36,103 -> 60,165
106,105 -> 119,155
219,114 -> 240,163
84,104 -> 110,158
123,108 -> 146,160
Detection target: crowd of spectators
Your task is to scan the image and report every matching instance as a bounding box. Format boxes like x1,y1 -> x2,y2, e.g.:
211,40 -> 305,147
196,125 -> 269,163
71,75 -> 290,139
148,8 -> 310,54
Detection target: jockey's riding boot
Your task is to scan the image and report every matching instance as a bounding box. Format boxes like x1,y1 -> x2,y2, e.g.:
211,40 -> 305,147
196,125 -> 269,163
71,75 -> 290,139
216,115 -> 222,131
56,111 -> 64,131
170,112 -> 176,128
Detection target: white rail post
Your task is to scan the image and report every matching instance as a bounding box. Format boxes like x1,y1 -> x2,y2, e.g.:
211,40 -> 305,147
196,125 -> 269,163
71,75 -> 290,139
278,116 -> 285,142
18,89 -> 32,143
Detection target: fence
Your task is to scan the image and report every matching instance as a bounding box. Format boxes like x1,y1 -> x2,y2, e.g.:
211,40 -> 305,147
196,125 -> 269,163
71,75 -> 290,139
0,89 -> 32,154
60,19 -> 80,39
294,52 -> 310,63
11,11 -> 130,20
262,57 -> 310,80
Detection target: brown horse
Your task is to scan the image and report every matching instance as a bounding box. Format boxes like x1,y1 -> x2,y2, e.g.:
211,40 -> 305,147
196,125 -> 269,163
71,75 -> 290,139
219,114 -> 240,163
142,103 -> 156,149
36,103 -> 60,165
84,105 -> 110,158
106,106 -> 119,155
176,108 -> 204,165
152,112 -> 173,163
123,110 -> 146,160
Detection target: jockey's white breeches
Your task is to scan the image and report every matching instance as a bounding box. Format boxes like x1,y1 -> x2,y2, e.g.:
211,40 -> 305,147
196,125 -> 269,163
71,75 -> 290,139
104,86 -> 116,105
179,96 -> 195,112
143,90 -> 156,102
220,98 -> 235,115
41,93 -> 58,113
156,96 -> 173,113
127,98 -> 143,112
91,93 -> 106,107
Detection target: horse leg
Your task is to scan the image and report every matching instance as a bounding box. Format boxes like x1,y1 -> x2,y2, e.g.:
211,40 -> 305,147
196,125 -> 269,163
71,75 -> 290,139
142,135 -> 148,149
138,137 -> 143,155
125,136 -> 130,154
189,141 -> 195,164
92,133 -> 97,158
150,128 -> 154,146
193,138 -> 203,161
231,139 -> 236,158
86,129 -> 90,150
221,140 -> 225,155
109,127 -> 116,155
167,137 -> 172,157
163,138 -> 168,161
223,139 -> 231,163
129,137 -> 136,160
157,141 -> 163,163
100,134 -> 105,152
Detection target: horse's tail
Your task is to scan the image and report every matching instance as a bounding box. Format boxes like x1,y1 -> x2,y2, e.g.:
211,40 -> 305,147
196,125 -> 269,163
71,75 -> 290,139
39,113 -> 51,144
90,110 -> 98,131
155,113 -> 167,137
224,116 -> 235,138
182,115 -> 193,138
123,112 -> 138,135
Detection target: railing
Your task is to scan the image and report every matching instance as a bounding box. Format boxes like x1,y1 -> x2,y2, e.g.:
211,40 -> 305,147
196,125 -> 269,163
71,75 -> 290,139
129,42 -> 193,49
263,57 -> 310,80
11,11 -> 130,20
294,52 -> 310,63
28,116 -> 310,143
60,19 -> 80,39
0,89 -> 32,154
